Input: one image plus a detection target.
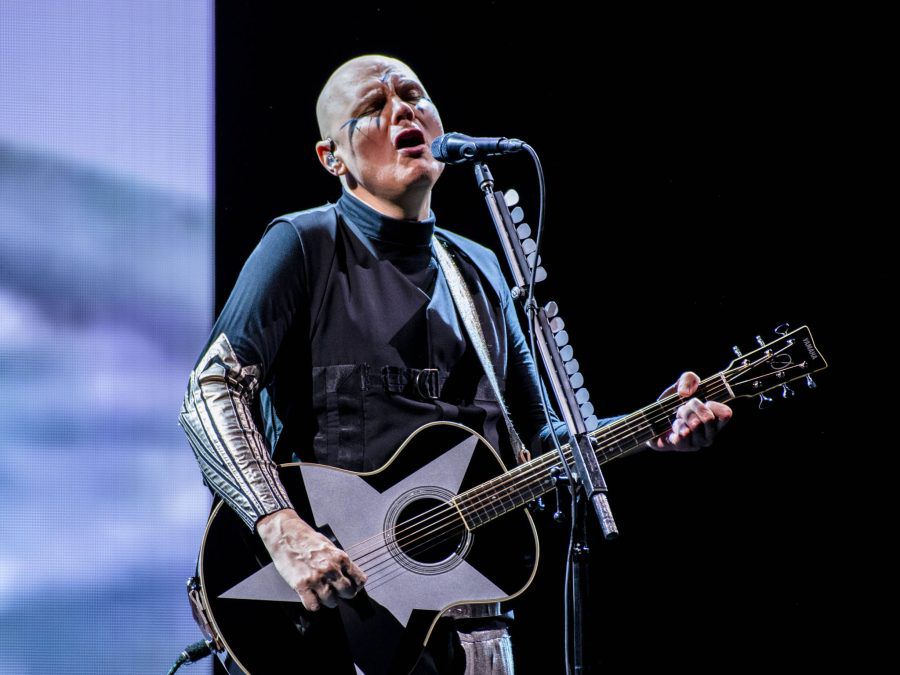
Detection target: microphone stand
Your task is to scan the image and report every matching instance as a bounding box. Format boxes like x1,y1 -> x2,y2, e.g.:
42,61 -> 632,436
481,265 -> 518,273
471,160 -> 618,673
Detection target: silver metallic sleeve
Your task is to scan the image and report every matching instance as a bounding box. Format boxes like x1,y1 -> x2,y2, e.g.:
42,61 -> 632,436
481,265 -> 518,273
178,332 -> 294,530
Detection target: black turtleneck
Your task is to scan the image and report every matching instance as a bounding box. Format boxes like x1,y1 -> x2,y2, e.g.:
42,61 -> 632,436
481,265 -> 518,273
337,188 -> 438,296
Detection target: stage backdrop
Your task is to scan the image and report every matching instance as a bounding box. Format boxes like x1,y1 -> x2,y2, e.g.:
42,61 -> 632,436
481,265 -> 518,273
0,2 -> 213,672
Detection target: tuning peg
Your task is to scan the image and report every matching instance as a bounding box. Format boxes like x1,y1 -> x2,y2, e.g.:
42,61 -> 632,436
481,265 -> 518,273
550,317 -> 565,333
575,388 -> 590,405
560,345 -> 574,361
554,330 -> 569,347
755,335 -> 766,347
569,373 -> 584,389
774,323 -> 791,336
757,393 -> 773,409
511,206 -> 525,224
781,383 -> 795,398
580,401 -> 594,417
516,223 -> 531,239
504,189 -> 520,207
534,267 -> 547,282
732,345 -> 743,358
565,359 -> 580,375
806,374 -> 817,389
526,251 -> 542,268
544,301 -> 558,318
522,238 -> 536,254
583,415 -> 599,431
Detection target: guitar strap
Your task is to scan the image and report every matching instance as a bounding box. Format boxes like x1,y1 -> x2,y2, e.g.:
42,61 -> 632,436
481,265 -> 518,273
432,235 -> 531,465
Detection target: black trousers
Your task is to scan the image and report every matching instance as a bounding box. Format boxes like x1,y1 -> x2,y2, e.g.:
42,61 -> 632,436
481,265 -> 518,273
210,617 -> 514,674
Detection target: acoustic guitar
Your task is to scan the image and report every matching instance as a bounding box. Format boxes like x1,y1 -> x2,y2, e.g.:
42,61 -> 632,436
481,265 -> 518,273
188,324 -> 827,674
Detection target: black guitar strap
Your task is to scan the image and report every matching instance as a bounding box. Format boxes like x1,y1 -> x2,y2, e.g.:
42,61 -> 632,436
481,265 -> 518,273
432,236 -> 531,465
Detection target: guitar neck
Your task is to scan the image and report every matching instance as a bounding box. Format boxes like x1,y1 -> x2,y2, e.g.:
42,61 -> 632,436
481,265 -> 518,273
452,371 -> 736,529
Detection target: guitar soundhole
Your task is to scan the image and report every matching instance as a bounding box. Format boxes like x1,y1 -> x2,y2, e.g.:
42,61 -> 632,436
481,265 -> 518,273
395,498 -> 465,564
385,486 -> 473,575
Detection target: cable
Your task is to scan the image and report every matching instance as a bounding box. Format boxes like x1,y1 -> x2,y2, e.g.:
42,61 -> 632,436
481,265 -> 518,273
564,483 -> 577,675
167,639 -> 213,674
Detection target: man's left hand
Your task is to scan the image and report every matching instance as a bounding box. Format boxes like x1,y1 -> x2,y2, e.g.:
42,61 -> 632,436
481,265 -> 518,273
646,371 -> 733,452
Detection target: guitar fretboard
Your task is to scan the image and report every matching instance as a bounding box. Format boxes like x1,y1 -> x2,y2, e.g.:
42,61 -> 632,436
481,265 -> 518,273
451,373 -> 736,529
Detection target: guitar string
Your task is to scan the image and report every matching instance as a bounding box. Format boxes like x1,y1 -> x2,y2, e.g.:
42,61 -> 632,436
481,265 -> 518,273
347,340 -> 798,563
347,343 -> 796,571
348,375 -> 739,575
345,367 -> 748,565
348,387 -> 714,570
354,353 -> 802,579
357,421 -> 669,587
361,523 -> 479,593
357,370 -> 771,587
352,351 -> 803,585
352,376 -> 732,574
361,441 -> 650,591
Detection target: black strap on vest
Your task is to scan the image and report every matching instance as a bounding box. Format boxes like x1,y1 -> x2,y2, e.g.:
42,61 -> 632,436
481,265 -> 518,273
375,365 -> 444,400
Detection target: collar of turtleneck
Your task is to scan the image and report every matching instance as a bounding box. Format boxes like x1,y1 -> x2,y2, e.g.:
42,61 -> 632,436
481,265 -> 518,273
337,188 -> 436,247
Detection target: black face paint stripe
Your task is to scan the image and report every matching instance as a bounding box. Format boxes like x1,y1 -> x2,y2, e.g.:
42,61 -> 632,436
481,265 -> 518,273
339,117 -> 361,148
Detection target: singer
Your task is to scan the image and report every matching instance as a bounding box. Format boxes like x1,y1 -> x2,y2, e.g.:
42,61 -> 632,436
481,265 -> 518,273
178,53 -> 732,674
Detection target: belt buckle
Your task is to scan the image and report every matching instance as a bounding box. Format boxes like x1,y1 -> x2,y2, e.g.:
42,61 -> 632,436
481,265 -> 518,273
415,368 -> 440,400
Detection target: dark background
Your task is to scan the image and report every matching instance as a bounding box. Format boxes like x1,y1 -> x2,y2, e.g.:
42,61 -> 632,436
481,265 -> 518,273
214,3 -> 874,672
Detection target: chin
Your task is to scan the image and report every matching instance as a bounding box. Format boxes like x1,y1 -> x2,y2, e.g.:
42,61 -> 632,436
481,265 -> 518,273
405,171 -> 438,191
401,162 -> 439,185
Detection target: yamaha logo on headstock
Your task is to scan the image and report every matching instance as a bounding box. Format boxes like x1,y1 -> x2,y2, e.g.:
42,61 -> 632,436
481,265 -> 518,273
802,336 -> 820,361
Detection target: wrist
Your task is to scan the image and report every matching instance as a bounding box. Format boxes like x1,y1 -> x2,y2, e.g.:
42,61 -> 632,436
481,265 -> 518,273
256,508 -> 304,539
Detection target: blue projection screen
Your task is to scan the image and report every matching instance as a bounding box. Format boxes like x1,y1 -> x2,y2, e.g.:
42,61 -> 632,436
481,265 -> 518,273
0,2 -> 214,672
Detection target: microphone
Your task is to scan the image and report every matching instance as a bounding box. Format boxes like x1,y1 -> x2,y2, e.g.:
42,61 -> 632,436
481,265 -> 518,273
430,132 -> 525,164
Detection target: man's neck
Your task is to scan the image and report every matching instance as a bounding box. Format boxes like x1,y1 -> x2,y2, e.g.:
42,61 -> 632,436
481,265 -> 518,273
344,185 -> 432,221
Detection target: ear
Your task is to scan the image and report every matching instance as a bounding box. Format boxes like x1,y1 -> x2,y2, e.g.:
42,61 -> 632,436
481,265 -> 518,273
315,138 -> 344,176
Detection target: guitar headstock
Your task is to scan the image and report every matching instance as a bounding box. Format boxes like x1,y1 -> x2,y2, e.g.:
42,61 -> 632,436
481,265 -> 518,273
723,324 -> 828,407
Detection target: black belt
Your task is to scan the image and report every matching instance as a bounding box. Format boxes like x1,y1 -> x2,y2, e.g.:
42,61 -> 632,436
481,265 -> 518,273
365,365 -> 447,401
363,365 -> 498,403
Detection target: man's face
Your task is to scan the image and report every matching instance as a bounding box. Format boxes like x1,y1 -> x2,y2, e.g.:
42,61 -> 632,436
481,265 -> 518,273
322,59 -> 445,201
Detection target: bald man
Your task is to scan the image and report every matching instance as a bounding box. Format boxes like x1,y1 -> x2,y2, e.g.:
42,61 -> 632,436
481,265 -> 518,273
179,53 -> 732,674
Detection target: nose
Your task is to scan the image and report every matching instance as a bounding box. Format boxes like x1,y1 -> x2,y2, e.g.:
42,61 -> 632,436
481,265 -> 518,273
389,93 -> 416,125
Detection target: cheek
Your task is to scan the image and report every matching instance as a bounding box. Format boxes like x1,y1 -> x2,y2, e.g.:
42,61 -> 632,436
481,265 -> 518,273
355,115 -> 382,139
351,119 -> 391,156
414,101 -> 442,129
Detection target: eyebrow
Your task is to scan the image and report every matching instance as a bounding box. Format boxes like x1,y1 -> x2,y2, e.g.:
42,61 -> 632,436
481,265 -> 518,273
351,74 -> 423,115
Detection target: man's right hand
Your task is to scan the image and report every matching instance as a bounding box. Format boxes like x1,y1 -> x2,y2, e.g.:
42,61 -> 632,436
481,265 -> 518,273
256,509 -> 367,612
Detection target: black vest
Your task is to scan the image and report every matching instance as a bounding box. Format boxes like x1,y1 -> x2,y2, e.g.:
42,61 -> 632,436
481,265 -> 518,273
257,201 -> 514,472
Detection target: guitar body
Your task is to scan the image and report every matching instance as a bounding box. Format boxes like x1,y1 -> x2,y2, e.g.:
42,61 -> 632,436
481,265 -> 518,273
198,421 -> 540,675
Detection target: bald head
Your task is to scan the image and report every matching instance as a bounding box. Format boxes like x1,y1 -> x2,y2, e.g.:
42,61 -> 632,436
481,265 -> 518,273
316,54 -> 425,141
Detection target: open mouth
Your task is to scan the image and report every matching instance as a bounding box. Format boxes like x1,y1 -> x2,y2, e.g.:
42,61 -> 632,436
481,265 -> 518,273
394,128 -> 427,154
